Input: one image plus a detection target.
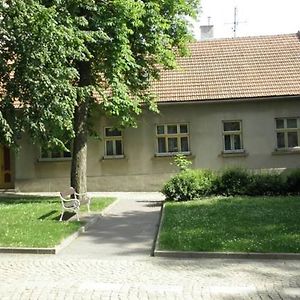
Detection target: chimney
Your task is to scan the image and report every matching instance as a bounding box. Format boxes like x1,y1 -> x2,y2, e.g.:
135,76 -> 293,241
200,17 -> 214,40
200,25 -> 214,40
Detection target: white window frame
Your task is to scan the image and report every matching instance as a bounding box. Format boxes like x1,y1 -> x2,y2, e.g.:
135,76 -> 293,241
222,120 -> 244,153
155,123 -> 190,156
275,117 -> 300,151
104,127 -> 124,158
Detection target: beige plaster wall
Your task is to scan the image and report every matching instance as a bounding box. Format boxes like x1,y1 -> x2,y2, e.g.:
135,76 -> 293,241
14,98 -> 300,192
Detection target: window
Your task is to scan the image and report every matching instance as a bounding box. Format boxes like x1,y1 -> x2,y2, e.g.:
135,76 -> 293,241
104,127 -> 123,157
156,124 -> 190,155
222,120 -> 243,152
275,118 -> 300,150
40,143 -> 72,160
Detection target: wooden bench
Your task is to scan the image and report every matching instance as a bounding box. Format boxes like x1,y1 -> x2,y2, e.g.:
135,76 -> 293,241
59,187 -> 91,221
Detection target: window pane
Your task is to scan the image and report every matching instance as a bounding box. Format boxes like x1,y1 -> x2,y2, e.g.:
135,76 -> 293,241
167,125 -> 177,134
180,124 -> 188,133
224,121 -> 240,131
51,150 -> 61,158
276,119 -> 284,129
63,151 -> 71,158
106,140 -> 114,155
41,149 -> 49,158
168,138 -> 178,152
181,137 -> 189,152
287,119 -> 297,129
233,135 -> 241,150
105,128 -> 121,137
158,137 -> 166,153
157,125 -> 164,135
288,132 -> 298,147
224,135 -> 231,150
115,140 -> 123,155
277,132 -> 285,148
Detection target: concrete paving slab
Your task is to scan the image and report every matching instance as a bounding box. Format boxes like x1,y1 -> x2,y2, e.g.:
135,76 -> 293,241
58,192 -> 164,259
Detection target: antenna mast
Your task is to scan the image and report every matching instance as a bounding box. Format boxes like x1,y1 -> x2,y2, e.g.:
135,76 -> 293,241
233,6 -> 238,37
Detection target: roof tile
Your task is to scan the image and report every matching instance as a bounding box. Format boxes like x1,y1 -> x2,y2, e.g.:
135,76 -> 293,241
152,33 -> 300,102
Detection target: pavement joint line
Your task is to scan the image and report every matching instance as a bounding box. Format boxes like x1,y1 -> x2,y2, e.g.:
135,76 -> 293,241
0,198 -> 119,255
153,202 -> 300,260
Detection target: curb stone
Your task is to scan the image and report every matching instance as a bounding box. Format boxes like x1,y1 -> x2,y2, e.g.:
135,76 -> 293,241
150,202 -> 164,256
151,201 -> 165,257
153,202 -> 300,260
0,198 -> 119,255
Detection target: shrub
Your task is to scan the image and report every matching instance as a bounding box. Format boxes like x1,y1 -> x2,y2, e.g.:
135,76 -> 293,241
286,169 -> 300,195
196,169 -> 217,196
173,154 -> 192,172
162,169 -> 216,201
162,167 -> 300,201
246,173 -> 286,196
215,168 -> 249,196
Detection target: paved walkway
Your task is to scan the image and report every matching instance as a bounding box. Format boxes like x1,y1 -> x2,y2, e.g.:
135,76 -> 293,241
59,192 -> 163,258
0,192 -> 300,299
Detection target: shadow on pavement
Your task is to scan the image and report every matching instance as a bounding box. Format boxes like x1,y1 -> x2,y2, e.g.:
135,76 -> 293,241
59,199 -> 162,257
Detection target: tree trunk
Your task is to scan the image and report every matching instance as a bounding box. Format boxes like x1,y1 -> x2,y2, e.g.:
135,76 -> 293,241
71,100 -> 88,194
71,61 -> 91,194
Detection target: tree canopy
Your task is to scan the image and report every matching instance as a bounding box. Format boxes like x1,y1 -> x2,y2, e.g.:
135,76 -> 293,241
0,0 -> 200,192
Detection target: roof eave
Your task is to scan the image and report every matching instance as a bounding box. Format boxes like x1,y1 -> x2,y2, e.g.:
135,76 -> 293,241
156,94 -> 300,106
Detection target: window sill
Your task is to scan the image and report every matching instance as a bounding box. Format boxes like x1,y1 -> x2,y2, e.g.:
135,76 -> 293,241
153,152 -> 193,158
37,157 -> 72,162
101,155 -> 126,160
272,149 -> 300,155
220,150 -> 248,158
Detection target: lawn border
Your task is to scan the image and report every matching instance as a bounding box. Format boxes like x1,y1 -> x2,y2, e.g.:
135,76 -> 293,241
153,202 -> 300,260
0,198 -> 119,255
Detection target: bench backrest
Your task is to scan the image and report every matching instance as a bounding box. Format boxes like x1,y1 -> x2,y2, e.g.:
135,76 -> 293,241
60,187 -> 76,199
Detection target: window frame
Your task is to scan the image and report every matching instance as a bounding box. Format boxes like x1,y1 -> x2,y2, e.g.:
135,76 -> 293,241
155,123 -> 190,156
275,117 -> 300,151
39,143 -> 72,162
104,127 -> 124,158
222,120 -> 244,153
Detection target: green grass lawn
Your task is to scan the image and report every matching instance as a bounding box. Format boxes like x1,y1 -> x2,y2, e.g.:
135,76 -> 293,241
0,196 -> 115,248
159,196 -> 300,253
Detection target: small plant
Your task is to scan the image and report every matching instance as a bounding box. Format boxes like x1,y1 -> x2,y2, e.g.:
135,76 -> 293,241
173,154 -> 192,172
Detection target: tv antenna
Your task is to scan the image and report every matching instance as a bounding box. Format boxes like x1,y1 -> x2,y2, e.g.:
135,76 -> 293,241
225,6 -> 247,37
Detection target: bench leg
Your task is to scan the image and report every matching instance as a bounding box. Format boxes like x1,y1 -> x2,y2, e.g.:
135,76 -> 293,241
76,210 -> 80,221
59,212 -> 64,222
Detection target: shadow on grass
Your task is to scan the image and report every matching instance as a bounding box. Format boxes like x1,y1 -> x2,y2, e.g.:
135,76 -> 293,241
0,195 -> 59,205
52,211 -> 77,221
38,210 -> 59,220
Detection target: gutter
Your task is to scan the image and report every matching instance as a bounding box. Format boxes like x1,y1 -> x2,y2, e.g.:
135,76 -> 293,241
155,95 -> 300,106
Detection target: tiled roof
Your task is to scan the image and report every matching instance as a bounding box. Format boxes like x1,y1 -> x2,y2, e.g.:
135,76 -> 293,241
152,33 -> 300,103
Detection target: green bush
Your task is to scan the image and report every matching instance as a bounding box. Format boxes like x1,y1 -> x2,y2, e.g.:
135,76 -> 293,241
162,167 -> 300,201
286,169 -> 300,195
246,173 -> 286,196
173,154 -> 192,172
162,169 -> 216,201
215,168 -> 249,196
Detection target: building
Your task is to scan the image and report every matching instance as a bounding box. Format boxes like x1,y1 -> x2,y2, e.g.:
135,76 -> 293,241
1,33 -> 300,191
